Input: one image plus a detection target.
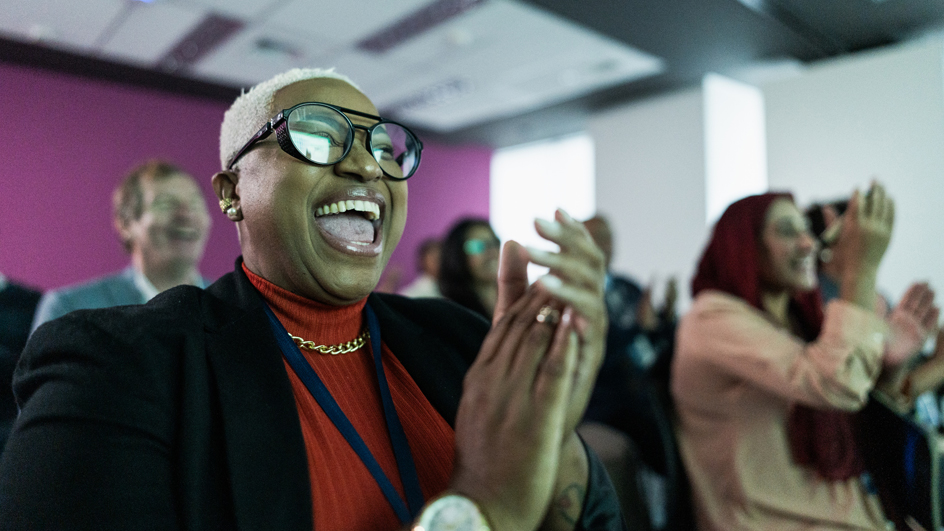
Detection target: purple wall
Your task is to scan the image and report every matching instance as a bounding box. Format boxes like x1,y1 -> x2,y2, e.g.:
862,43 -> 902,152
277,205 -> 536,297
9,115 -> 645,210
0,63 -> 236,290
0,62 -> 490,292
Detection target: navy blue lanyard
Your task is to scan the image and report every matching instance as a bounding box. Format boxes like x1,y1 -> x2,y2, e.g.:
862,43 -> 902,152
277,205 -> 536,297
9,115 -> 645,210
262,303 -> 425,524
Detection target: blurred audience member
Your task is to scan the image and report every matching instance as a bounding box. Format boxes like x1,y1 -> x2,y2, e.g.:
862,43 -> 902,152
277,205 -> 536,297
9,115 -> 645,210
398,237 -> 442,298
581,213 -> 677,422
581,214 -> 679,529
672,186 -> 928,530
583,215 -> 676,378
806,199 -> 848,303
439,218 -> 500,319
32,160 -> 211,331
0,269 -> 41,452
0,273 -> 40,364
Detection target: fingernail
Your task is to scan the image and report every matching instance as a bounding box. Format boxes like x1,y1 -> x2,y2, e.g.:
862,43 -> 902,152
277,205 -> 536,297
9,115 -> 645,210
525,245 -> 552,260
539,275 -> 562,290
557,208 -> 574,223
535,218 -> 561,236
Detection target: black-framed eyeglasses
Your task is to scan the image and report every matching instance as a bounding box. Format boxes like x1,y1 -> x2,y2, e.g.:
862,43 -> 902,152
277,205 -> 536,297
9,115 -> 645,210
227,102 -> 423,180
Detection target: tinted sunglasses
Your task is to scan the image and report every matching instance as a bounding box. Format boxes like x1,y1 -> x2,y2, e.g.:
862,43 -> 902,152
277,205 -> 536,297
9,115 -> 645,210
464,238 -> 500,256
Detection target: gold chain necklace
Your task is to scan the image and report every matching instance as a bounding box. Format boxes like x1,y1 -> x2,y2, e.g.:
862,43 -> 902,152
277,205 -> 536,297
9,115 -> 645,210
287,329 -> 370,355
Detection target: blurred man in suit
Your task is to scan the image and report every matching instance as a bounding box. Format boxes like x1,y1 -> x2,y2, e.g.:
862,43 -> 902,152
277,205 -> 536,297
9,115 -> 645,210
32,160 -> 211,331
0,268 -> 41,452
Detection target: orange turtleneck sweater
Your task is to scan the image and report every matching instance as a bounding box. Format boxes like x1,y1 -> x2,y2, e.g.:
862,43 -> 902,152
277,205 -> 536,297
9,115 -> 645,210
244,265 -> 455,531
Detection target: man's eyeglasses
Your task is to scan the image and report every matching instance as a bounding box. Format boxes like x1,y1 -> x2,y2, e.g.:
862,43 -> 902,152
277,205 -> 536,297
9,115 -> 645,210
227,102 -> 423,180
464,238 -> 500,256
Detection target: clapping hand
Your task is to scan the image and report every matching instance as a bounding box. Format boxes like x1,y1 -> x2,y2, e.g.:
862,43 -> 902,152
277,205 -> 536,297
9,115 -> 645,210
450,283 -> 580,530
885,282 -> 939,367
833,183 -> 895,275
493,209 -> 607,436
832,183 -> 895,311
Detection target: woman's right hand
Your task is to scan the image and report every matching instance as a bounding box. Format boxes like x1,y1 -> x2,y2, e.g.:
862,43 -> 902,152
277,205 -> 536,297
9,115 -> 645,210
833,183 -> 895,309
449,284 -> 578,530
834,183 -> 894,275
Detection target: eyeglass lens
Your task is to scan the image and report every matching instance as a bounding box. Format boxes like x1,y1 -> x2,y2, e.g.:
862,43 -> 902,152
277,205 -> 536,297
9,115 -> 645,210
464,238 -> 500,256
286,104 -> 419,178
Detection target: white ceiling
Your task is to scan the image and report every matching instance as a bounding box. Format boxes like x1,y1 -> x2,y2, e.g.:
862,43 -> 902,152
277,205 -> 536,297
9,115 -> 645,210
6,0 -> 943,147
0,0 -> 664,132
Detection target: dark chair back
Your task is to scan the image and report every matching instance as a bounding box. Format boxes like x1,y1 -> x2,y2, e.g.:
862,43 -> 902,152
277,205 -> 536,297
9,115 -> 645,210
860,392 -> 941,531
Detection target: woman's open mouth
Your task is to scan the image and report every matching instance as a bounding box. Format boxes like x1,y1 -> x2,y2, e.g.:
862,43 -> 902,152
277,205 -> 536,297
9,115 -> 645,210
313,195 -> 384,256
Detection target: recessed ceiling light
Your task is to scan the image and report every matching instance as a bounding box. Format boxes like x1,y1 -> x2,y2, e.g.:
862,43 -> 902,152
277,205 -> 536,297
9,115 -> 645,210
254,38 -> 303,59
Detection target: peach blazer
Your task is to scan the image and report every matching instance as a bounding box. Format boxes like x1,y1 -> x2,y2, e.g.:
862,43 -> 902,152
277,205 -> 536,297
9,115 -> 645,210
672,291 -> 893,531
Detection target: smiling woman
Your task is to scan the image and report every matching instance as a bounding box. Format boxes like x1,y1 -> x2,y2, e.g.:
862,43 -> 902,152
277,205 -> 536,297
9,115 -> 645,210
671,188 -> 902,530
0,68 -> 624,531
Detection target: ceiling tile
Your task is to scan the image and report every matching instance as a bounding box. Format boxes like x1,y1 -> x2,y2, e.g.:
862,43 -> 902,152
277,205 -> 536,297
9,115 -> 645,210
0,0 -> 127,52
368,0 -> 664,131
99,2 -> 208,65
192,24 -> 338,87
265,0 -> 433,49
325,49 -> 408,96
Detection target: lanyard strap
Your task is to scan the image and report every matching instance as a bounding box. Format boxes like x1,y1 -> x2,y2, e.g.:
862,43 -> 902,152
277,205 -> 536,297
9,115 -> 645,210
262,303 -> 424,524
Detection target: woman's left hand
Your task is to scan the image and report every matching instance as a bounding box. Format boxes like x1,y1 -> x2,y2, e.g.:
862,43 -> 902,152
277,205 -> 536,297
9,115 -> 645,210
493,209 -> 608,435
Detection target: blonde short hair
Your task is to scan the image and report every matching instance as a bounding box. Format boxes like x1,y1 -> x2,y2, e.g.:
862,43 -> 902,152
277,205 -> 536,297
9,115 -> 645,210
219,68 -> 362,170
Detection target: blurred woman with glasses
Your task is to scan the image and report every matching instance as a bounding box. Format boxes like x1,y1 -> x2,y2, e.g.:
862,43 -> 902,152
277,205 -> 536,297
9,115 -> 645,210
439,218 -> 501,319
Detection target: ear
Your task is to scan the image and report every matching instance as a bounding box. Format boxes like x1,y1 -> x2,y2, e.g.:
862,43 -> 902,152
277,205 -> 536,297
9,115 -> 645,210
113,216 -> 133,248
212,170 -> 243,221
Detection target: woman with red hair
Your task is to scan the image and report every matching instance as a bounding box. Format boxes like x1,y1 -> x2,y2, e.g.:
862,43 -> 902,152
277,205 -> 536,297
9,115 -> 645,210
672,186 -> 897,530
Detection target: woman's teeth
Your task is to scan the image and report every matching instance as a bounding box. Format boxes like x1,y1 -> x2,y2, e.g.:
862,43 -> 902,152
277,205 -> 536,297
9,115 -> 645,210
793,256 -> 815,269
315,200 -> 380,220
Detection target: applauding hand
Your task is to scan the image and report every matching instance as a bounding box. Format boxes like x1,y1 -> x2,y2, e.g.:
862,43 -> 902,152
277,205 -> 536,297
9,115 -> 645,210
451,284 -> 580,530
885,282 -> 939,367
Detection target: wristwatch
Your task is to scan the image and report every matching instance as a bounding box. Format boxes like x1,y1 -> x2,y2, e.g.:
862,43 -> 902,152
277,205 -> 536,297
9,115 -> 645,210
412,493 -> 491,531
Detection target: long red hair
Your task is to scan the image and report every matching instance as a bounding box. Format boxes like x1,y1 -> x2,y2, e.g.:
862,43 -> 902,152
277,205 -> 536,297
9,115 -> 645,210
692,192 -> 864,480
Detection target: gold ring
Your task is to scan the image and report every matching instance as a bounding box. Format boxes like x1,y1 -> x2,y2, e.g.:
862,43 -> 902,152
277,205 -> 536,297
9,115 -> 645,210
536,305 -> 560,325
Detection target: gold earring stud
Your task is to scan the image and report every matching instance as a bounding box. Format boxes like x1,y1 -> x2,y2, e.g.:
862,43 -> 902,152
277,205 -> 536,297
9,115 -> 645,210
219,198 -> 233,213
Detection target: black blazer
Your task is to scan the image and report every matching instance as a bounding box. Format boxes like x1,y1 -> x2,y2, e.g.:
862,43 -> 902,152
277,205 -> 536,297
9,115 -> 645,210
0,261 -> 624,530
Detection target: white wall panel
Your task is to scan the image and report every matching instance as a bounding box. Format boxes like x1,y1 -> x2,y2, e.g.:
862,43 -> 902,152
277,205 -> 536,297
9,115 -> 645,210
763,38 -> 944,300
589,89 -> 708,309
